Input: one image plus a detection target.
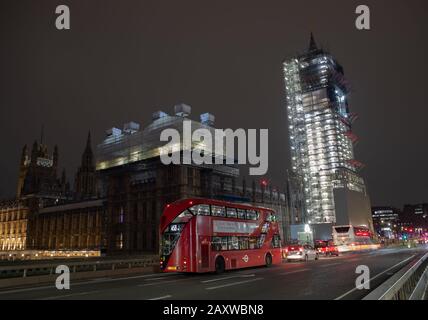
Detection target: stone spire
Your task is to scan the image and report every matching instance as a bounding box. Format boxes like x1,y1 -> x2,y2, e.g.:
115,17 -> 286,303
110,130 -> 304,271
75,131 -> 96,200
308,32 -> 318,52
81,131 -> 94,168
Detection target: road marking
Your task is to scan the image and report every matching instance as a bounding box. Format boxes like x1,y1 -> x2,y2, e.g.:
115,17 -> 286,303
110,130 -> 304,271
138,278 -> 193,287
319,263 -> 341,268
206,277 -> 263,290
334,254 -> 415,300
280,268 -> 310,275
0,272 -> 178,296
149,295 -> 172,300
201,274 -> 255,283
0,284 -> 56,295
145,276 -> 180,281
40,290 -> 100,300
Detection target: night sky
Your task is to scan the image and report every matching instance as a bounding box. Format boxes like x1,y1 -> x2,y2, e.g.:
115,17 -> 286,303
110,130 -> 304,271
0,0 -> 427,208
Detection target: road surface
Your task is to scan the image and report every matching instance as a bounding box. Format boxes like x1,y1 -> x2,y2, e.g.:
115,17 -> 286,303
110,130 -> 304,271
0,246 -> 426,300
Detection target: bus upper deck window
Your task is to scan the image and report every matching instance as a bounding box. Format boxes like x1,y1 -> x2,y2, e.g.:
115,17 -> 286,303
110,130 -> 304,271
212,205 -> 226,217
237,209 -> 246,219
226,207 -> 237,218
190,204 -> 210,216
246,209 -> 258,220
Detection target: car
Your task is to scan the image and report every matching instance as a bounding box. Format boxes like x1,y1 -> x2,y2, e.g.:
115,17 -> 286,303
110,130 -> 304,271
314,240 -> 339,257
285,244 -> 319,262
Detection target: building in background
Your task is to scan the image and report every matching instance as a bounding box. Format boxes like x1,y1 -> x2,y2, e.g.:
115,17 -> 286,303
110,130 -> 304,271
371,206 -> 400,239
402,203 -> 428,219
399,204 -> 428,235
283,34 -> 373,239
96,104 -> 288,255
31,199 -> 106,252
1,133 -> 104,258
28,132 -> 106,253
0,199 -> 28,252
2,135 -> 71,255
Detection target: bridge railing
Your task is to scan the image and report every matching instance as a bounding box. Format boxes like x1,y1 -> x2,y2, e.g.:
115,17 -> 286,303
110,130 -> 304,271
363,252 -> 428,300
0,256 -> 159,279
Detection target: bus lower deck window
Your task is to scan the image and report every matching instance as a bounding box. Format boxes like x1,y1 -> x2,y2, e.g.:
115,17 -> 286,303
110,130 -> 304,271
228,236 -> 239,250
239,237 -> 249,250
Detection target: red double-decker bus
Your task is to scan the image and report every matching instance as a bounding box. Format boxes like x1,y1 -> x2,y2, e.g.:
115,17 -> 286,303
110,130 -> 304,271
160,198 -> 282,273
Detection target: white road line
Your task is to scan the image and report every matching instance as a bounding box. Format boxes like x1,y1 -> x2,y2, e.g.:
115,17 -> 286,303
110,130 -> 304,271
201,276 -> 240,283
39,290 -> 101,300
149,295 -> 172,300
0,272 -> 175,296
319,263 -> 341,268
334,254 -> 416,300
145,276 -> 179,281
206,277 -> 263,290
0,284 -> 55,295
279,268 -> 310,275
138,278 -> 192,287
201,274 -> 255,283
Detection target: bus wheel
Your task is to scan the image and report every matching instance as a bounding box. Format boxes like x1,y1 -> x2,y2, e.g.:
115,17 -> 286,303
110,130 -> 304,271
265,253 -> 272,267
215,256 -> 225,274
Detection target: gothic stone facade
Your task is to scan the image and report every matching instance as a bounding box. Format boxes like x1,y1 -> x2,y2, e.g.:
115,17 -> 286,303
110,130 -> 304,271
0,199 -> 28,251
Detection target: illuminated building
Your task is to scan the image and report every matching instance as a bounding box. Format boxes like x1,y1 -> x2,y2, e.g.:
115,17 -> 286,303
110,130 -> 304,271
371,206 -> 400,238
283,34 -> 373,234
0,199 -> 28,251
1,133 -> 104,257
96,105 -> 288,254
399,204 -> 428,230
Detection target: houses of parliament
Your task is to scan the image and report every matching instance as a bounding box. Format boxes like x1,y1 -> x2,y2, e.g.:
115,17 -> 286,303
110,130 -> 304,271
0,132 -> 103,258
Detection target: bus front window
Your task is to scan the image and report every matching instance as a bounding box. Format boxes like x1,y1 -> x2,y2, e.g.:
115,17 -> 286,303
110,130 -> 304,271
161,230 -> 182,256
160,209 -> 194,269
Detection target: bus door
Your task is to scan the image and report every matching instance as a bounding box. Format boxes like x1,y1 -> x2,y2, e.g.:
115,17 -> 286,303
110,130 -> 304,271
200,237 -> 210,270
